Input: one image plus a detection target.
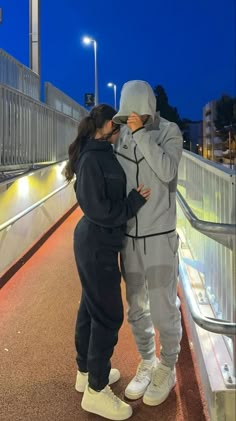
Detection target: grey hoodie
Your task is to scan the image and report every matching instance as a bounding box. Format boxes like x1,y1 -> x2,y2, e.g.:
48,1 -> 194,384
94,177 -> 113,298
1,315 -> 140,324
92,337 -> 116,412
113,80 -> 183,238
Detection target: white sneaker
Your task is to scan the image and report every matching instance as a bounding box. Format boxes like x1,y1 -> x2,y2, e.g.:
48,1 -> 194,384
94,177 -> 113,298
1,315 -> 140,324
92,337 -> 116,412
75,368 -> 120,393
124,359 -> 156,400
81,384 -> 133,420
143,362 -> 176,406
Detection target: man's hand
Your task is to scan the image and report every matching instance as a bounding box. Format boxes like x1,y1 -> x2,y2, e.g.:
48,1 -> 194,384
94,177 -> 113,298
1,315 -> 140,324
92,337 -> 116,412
127,112 -> 144,133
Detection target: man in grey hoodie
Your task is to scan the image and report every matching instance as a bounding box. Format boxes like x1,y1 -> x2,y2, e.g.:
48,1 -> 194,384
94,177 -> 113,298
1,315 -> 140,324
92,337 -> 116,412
113,80 -> 183,406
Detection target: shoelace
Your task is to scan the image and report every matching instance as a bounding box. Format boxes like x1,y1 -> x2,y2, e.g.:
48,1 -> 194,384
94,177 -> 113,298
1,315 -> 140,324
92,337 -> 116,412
152,367 -> 169,387
103,386 -> 121,408
134,362 -> 152,383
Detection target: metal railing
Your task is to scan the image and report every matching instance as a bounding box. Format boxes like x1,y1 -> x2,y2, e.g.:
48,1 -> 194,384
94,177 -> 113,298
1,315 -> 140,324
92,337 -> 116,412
45,82 -> 88,120
178,150 -> 235,225
177,152 -> 236,380
177,188 -> 236,335
0,182 -> 70,232
178,151 -> 236,323
177,187 -> 236,380
177,191 -> 235,249
0,85 -> 82,169
179,256 -> 236,337
0,49 -> 40,100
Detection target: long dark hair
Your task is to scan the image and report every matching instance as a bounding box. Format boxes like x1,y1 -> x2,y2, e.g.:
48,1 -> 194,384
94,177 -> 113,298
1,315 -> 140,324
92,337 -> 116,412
64,104 -> 117,181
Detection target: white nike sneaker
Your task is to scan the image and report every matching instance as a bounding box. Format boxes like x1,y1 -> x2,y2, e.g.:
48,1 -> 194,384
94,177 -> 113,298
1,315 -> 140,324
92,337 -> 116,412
143,362 -> 176,406
81,384 -> 133,420
75,368 -> 120,393
124,359 -> 156,400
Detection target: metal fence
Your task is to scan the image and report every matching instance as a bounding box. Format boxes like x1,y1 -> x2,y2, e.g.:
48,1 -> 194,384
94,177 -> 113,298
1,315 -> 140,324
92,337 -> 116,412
0,72 -> 235,329
177,151 -> 236,325
178,151 -> 235,224
45,82 -> 88,121
0,84 -> 83,169
0,49 -> 40,100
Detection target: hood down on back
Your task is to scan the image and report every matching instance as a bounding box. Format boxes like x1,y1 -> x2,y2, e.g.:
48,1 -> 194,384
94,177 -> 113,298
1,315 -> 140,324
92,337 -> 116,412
113,80 -> 156,125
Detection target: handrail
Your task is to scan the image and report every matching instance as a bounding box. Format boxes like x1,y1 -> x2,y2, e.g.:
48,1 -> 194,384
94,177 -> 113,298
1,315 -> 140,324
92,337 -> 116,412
177,188 -> 236,336
177,190 -> 236,236
179,260 -> 236,336
0,183 -> 71,232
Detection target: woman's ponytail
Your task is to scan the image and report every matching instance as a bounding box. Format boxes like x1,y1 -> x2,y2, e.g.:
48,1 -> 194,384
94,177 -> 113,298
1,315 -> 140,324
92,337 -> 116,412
64,116 -> 96,181
65,104 -> 117,182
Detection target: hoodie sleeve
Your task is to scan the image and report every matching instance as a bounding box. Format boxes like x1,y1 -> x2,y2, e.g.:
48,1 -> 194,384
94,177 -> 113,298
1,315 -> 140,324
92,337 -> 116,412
76,155 -> 146,228
132,122 -> 183,183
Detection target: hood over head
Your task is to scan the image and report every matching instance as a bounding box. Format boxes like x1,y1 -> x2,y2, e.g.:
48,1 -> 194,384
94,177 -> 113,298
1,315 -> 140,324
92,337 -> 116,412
113,80 -> 156,125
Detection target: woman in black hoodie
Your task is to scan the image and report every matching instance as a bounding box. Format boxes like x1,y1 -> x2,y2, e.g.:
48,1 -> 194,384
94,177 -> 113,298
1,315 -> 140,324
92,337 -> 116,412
65,104 -> 150,421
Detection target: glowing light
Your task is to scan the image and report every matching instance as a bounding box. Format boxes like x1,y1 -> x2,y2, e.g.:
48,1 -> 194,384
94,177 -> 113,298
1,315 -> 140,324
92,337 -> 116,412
83,36 -> 92,45
107,82 -> 117,109
56,161 -> 67,178
17,177 -> 29,196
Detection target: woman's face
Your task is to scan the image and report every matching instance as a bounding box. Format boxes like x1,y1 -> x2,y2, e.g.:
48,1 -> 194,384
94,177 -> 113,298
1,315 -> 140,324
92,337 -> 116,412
108,122 -> 121,144
109,130 -> 120,144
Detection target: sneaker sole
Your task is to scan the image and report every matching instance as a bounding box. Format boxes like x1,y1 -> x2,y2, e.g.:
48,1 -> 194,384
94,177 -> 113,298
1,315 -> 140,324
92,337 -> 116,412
143,381 -> 176,406
124,389 -> 147,400
75,384 -> 86,393
81,402 -> 133,421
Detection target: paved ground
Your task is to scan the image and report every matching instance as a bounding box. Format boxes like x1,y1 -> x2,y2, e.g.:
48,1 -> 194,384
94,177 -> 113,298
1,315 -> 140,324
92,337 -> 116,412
0,208 -> 209,421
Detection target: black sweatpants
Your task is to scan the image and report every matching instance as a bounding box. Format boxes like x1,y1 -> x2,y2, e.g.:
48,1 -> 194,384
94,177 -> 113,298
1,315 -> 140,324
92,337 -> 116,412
73,217 -> 124,391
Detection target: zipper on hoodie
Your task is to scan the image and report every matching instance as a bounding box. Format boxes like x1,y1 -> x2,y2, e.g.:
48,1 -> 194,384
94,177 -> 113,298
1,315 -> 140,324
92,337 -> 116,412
134,144 -> 139,238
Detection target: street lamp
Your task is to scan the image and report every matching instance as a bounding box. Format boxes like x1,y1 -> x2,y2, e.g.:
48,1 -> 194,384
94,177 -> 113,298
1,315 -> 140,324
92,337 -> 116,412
29,0 -> 40,76
82,36 -> 98,106
107,82 -> 117,110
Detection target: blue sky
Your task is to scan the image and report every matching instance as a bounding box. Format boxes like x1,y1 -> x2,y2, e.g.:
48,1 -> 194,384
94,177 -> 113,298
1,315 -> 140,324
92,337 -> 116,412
0,0 -> 235,120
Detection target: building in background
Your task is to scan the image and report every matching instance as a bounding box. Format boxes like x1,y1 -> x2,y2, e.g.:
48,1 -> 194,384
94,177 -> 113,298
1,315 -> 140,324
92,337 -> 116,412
202,100 -> 225,163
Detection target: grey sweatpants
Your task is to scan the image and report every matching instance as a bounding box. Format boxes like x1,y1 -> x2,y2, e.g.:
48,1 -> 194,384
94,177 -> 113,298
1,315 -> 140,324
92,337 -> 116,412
121,231 -> 182,368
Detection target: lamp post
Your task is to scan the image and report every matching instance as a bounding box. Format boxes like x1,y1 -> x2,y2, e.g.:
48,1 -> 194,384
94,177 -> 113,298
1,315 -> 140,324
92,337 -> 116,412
224,124 -> 236,169
29,0 -> 40,76
83,36 -> 98,106
107,82 -> 117,110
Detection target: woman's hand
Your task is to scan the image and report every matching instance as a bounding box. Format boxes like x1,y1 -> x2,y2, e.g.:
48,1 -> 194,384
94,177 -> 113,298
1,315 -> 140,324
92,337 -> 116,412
137,184 -> 151,201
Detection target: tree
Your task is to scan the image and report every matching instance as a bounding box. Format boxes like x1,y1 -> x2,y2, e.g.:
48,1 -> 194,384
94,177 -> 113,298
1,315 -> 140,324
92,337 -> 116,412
214,95 -> 236,147
153,85 -> 191,149
214,95 -> 236,166
153,85 -> 184,131
214,95 -> 236,131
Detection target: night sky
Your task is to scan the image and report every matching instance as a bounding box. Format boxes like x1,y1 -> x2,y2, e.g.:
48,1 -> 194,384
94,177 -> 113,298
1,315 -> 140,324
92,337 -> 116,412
0,0 -> 235,120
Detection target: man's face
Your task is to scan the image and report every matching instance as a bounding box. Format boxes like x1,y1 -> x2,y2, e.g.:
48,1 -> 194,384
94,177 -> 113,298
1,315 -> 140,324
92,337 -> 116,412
140,115 -> 149,125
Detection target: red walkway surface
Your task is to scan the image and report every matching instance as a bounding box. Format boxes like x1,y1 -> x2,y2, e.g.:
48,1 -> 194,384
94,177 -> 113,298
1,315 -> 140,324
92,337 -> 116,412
0,208 -> 209,421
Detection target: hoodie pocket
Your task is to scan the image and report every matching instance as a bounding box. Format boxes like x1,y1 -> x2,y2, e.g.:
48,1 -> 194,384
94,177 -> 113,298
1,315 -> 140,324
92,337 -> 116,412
152,182 -> 170,220
167,232 -> 179,256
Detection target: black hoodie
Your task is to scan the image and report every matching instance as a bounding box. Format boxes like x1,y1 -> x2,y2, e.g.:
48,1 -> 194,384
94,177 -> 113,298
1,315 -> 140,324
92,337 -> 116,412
74,139 -> 146,234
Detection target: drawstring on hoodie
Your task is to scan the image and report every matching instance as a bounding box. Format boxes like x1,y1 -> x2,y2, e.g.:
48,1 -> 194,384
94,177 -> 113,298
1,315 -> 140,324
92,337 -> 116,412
143,237 -> 146,255
131,237 -> 147,255
132,238 -> 135,251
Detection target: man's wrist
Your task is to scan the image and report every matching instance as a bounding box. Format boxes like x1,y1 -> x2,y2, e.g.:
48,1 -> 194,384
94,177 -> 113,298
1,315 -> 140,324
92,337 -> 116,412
132,126 -> 144,135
